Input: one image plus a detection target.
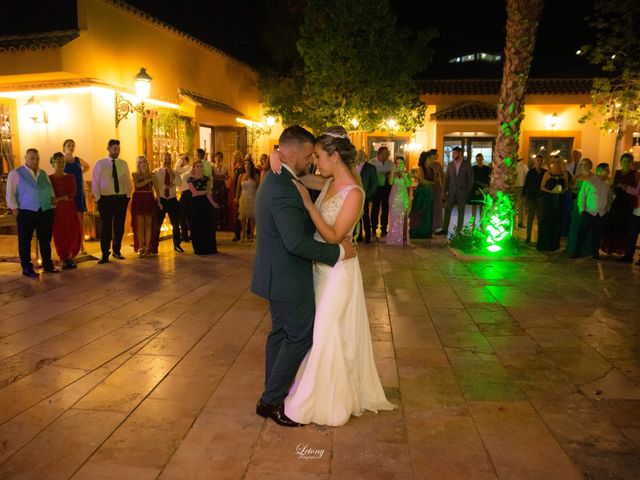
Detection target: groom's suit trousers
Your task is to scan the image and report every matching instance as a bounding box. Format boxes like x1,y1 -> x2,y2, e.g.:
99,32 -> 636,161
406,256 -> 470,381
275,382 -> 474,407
262,298 -> 315,405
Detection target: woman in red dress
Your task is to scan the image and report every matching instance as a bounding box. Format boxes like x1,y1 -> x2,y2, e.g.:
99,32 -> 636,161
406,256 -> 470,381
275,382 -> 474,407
131,156 -> 160,257
49,152 -> 82,269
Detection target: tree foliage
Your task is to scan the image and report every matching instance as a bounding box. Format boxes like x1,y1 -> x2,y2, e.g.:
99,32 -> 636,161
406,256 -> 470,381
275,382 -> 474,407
578,0 -> 640,162
259,0 -> 435,133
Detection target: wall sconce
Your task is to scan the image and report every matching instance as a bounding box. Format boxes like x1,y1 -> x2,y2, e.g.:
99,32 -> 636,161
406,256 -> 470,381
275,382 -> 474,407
236,117 -> 274,150
24,96 -> 48,124
236,117 -> 272,136
115,67 -> 153,127
546,112 -> 559,130
350,118 -> 360,130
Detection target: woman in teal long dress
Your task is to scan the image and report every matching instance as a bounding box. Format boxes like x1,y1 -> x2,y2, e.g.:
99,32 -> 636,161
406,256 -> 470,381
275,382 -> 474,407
409,151 -> 434,239
566,160 -> 593,257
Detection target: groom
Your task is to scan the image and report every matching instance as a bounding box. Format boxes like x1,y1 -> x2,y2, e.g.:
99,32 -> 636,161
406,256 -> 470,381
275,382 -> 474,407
252,125 -> 356,427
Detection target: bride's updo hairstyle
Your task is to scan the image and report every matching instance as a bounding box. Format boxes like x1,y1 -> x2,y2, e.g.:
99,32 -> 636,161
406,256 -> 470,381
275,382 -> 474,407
315,126 -> 357,168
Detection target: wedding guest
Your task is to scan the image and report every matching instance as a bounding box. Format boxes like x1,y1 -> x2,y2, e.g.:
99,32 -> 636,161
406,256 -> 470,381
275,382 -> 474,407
440,146 -> 474,235
601,153 -> 639,255
259,153 -> 270,181
49,152 -> 82,269
618,178 -> 640,264
565,149 -> 582,177
236,157 -> 260,241
387,157 -> 412,246
523,154 -> 546,244
196,147 -> 213,179
409,150 -> 434,239
6,148 -> 57,277
62,138 -> 90,253
176,153 -> 191,243
230,151 -> 245,240
370,146 -> 394,237
469,153 -> 491,228
131,155 -> 160,258
431,149 -> 444,232
212,151 -> 229,230
570,161 -> 611,260
355,149 -> 377,243
559,156 -> 574,238
566,158 -> 595,258
187,159 -> 218,254
514,156 -> 529,228
154,152 -> 183,252
537,158 -> 568,251
92,139 -> 131,264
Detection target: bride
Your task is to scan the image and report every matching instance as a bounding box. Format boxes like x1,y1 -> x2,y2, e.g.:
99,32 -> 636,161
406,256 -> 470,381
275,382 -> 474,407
276,126 -> 396,426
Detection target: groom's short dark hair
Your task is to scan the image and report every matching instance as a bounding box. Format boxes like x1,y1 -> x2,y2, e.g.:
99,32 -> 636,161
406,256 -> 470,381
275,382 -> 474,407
279,125 -> 315,147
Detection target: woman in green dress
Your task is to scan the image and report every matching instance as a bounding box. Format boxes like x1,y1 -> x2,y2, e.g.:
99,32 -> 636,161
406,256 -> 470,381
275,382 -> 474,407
409,151 -> 434,238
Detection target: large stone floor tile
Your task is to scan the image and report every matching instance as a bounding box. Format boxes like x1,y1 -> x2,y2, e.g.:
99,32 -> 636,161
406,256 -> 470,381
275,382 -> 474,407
405,407 -> 497,480
0,409 -> 127,480
74,354 -> 179,412
468,401 -> 583,480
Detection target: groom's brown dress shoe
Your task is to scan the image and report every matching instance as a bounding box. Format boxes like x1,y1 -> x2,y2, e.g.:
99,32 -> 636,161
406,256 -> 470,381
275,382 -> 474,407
256,399 -> 303,427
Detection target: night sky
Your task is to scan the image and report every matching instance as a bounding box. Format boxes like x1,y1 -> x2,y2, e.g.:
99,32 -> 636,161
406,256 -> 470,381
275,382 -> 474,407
2,0 -> 596,76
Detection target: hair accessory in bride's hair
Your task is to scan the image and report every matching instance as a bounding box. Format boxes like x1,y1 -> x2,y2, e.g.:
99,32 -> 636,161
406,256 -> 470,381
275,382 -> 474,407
323,131 -> 348,139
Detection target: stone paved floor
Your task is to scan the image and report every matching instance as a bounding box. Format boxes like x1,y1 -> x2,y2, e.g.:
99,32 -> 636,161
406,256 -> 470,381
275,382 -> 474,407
0,232 -> 639,479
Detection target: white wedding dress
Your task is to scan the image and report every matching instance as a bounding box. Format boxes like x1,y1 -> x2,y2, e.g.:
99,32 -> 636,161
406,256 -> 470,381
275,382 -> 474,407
284,180 -> 397,426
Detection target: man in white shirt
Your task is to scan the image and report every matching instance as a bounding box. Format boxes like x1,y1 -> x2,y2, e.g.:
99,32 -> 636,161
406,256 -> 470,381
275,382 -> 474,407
154,152 -> 183,252
5,148 -> 57,277
514,157 -> 529,228
370,146 -> 394,237
91,139 -> 132,263
565,149 -> 582,177
570,160 -> 611,260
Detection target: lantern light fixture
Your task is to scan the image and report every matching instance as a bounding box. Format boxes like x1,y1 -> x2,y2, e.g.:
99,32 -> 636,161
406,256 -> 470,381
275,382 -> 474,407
115,67 -> 153,128
24,96 -> 48,124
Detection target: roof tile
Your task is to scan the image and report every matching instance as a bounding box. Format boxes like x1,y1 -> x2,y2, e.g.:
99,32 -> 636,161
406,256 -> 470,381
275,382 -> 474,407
431,102 -> 497,121
0,30 -> 79,52
422,78 -> 593,95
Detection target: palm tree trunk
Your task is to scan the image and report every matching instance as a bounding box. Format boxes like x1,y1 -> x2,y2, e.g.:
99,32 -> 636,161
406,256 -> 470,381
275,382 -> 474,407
492,0 -> 544,194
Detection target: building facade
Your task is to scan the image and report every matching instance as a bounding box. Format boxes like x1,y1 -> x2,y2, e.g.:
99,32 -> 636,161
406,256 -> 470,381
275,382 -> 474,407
0,0 -> 272,212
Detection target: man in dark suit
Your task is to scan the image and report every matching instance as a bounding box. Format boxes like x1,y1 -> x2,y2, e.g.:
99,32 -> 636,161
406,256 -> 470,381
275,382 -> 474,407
252,125 -> 356,427
355,150 -> 378,243
439,146 -> 474,235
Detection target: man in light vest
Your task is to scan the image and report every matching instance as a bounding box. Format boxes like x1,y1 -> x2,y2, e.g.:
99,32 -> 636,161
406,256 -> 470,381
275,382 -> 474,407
6,148 -> 57,277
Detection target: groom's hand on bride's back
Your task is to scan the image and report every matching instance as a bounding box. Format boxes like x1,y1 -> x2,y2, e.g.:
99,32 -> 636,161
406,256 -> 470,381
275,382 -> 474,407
340,238 -> 357,259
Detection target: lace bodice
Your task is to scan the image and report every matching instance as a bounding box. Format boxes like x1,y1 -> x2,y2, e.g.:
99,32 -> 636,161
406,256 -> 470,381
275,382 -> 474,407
313,179 -> 363,243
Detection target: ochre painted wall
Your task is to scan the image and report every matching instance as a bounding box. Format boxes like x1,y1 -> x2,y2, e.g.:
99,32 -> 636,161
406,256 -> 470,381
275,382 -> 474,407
66,0 -> 261,120
425,100 -> 618,167
0,0 -> 267,174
